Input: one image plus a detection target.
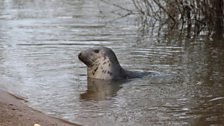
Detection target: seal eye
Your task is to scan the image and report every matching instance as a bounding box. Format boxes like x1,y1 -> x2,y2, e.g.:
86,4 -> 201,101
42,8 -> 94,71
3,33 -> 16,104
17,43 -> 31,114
94,49 -> 99,53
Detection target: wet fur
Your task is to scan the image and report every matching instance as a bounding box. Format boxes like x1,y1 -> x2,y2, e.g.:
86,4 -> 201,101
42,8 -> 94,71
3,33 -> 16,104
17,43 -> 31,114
78,47 -> 152,80
78,47 -> 143,80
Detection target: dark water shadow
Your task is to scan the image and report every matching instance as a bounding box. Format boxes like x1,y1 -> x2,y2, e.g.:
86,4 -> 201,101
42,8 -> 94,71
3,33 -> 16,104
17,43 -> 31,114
79,70 -> 162,101
80,78 -> 125,101
190,99 -> 224,126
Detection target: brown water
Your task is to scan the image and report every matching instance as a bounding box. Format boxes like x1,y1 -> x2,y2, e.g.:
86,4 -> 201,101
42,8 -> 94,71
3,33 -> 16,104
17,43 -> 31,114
0,0 -> 224,126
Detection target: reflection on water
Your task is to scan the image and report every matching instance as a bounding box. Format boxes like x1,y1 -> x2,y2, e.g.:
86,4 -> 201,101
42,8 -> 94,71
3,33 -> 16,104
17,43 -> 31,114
80,78 -> 123,101
0,0 -> 224,126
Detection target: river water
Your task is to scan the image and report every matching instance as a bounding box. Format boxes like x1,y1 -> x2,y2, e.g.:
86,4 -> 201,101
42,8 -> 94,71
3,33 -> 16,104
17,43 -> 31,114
0,0 -> 224,126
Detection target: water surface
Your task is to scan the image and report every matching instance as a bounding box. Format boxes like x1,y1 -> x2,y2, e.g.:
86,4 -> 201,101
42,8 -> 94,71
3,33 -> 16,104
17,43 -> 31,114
0,0 -> 224,126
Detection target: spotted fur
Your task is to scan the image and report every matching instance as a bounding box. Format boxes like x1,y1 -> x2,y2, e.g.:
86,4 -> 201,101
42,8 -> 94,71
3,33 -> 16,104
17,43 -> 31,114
78,47 -> 128,80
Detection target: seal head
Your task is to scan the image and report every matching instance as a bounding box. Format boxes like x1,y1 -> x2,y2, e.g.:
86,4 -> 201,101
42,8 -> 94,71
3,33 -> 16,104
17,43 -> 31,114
78,47 -> 127,80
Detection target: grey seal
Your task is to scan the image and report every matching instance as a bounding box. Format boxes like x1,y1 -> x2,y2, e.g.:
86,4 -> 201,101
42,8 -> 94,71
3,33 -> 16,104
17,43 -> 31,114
78,46 -> 149,80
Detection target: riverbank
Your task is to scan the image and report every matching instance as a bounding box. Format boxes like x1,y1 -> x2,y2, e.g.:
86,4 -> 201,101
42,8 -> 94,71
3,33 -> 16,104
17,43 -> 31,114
0,89 -> 80,126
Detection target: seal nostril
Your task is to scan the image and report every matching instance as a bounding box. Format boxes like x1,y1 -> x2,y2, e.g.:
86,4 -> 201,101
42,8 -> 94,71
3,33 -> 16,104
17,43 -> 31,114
78,53 -> 82,59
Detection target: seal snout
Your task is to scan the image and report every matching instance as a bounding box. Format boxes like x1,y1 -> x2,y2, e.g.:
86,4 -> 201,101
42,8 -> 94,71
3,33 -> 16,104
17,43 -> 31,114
78,52 -> 86,64
78,51 -> 93,67
78,52 -> 82,60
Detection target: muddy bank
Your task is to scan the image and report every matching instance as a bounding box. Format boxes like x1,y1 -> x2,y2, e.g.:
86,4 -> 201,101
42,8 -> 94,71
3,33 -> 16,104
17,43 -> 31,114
0,89 -> 80,126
